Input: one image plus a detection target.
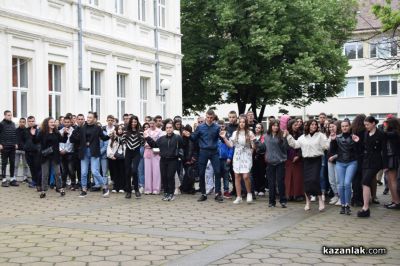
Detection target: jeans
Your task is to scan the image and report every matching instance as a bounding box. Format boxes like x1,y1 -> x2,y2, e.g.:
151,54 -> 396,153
219,159 -> 230,192
336,161 -> 358,205
1,147 -> 16,180
41,159 -> 61,191
100,157 -> 108,185
14,150 -> 29,179
198,149 -> 221,195
327,161 -> 338,194
160,158 -> 178,195
81,148 -> 105,189
138,146 -> 145,188
266,162 -> 286,204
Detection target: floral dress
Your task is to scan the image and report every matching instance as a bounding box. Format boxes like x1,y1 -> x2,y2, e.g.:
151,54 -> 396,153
230,130 -> 254,174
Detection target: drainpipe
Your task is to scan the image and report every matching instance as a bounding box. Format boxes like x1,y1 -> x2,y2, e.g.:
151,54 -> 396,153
154,0 -> 160,95
78,0 -> 85,91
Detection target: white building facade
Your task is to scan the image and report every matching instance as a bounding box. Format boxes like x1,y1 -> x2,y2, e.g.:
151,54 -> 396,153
0,0 -> 182,123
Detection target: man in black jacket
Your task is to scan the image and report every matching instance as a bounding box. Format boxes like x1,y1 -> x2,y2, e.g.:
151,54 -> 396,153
0,110 -> 18,187
70,112 -> 110,198
15,118 -> 29,182
23,116 -> 41,189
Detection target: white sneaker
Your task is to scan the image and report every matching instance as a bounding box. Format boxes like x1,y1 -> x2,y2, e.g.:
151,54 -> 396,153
102,188 -> 110,198
258,192 -> 265,196
139,187 -> 144,194
246,193 -> 253,204
233,197 -> 242,204
111,189 -> 117,193
118,190 -> 124,193
329,195 -> 339,205
144,191 -> 151,195
310,196 -> 316,202
174,188 -> 181,195
335,200 -> 342,206
153,191 -> 160,195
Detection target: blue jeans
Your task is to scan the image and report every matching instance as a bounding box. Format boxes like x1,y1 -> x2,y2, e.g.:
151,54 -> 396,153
81,148 -> 105,189
100,157 -> 108,185
138,146 -> 145,188
336,161 -> 358,205
198,149 -> 220,195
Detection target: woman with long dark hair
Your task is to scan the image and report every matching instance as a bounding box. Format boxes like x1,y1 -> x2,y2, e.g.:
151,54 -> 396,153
264,120 -> 289,208
327,121 -> 341,205
351,114 -> 366,207
253,123 -> 266,196
357,116 -> 387,218
221,115 -> 256,204
285,119 -> 304,201
122,115 -> 144,199
107,124 -> 125,193
31,117 -> 68,198
286,119 -> 329,211
382,117 -> 400,209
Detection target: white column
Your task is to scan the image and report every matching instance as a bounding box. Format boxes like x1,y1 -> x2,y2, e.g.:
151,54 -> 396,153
0,32 -> 10,114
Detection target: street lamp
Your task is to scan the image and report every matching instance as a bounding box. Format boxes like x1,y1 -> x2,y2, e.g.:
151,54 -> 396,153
160,79 -> 171,95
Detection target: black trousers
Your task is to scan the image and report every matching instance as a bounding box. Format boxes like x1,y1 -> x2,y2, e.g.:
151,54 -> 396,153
60,153 -> 76,188
73,152 -> 81,186
109,159 -> 125,191
25,151 -> 41,186
124,148 -> 140,192
266,162 -> 286,204
1,147 -> 16,179
352,163 -> 363,203
160,158 -> 178,195
253,156 -> 266,192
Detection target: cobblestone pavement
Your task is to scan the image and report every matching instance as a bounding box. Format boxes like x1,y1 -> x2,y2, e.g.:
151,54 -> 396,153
0,184 -> 399,266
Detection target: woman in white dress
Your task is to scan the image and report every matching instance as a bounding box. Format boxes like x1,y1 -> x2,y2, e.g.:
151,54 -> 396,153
221,115 -> 255,204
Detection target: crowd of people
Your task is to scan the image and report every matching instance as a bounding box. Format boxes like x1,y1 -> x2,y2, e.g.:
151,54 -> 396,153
0,108 -> 399,218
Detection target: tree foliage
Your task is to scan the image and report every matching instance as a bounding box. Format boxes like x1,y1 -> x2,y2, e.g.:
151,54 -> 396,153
182,0 -> 358,120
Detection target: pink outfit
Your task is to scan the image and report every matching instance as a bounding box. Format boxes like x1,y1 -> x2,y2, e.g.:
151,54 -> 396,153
280,115 -> 291,131
144,128 -> 163,193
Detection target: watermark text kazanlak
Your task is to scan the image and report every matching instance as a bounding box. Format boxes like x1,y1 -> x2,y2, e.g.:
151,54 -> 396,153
322,246 -> 387,256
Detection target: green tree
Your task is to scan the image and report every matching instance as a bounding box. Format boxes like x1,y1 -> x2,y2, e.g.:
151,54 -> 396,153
182,0 -> 358,120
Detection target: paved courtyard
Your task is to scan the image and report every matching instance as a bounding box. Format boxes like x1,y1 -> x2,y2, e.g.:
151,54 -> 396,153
0,185 -> 399,266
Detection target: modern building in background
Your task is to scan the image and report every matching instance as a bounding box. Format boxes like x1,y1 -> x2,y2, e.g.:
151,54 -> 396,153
191,0 -> 399,123
0,0 -> 182,122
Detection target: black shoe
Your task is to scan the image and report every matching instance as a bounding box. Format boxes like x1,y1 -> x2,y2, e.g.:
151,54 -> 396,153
135,191 -> 141,198
198,194 -> 207,202
280,203 -> 287,208
90,187 -> 101,192
1,181 -> 9,187
125,192 -> 132,199
345,206 -> 351,215
79,191 -> 87,197
268,203 -> 276,207
340,206 -> 345,214
168,194 -> 176,201
40,192 -> 46,198
9,180 -> 19,186
357,208 -> 370,218
214,193 -> 223,203
383,188 -> 389,195
60,189 -> 66,197
386,203 -> 400,209
384,202 -> 395,208
162,194 -> 169,201
377,180 -> 383,186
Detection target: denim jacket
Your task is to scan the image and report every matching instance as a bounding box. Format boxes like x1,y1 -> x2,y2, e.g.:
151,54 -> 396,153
190,122 -> 221,151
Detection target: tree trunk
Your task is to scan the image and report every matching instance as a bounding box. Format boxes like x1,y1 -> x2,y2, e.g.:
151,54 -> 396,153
257,104 -> 266,123
237,101 -> 246,115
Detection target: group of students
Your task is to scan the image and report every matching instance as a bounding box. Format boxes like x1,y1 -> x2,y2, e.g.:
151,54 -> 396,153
0,109 -> 399,218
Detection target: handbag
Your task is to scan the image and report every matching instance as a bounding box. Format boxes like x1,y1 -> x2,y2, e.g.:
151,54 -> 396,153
41,146 -> 54,157
113,142 -> 125,160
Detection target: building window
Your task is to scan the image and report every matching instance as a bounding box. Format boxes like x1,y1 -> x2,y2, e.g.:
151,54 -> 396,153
344,42 -> 363,59
89,0 -> 99,6
91,70 -> 102,118
138,0 -> 146,21
370,38 -> 397,58
115,0 -> 123,14
48,64 -> 62,119
140,77 -> 148,120
158,0 -> 166,28
338,114 -> 357,122
117,74 -> 126,122
370,75 -> 398,96
12,57 -> 28,118
370,113 -> 397,121
338,77 -> 364,97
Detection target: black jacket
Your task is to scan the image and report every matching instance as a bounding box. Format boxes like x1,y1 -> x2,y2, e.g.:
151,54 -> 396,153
362,129 -> 388,170
16,127 -> 26,151
70,123 -> 110,159
0,119 -> 17,148
330,133 -> 359,163
32,131 -> 68,163
385,131 -> 400,157
22,126 -> 40,153
226,123 -> 238,138
146,133 -> 183,159
182,136 -> 198,163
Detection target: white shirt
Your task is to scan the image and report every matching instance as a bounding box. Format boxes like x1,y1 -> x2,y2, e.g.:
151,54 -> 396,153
287,132 -> 329,158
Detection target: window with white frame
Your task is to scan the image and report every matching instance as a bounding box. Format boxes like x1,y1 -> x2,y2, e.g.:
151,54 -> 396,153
12,57 -> 28,118
138,0 -> 146,21
89,0 -> 99,6
344,42 -> 363,59
158,0 -> 166,28
370,38 -> 397,58
140,77 -> 148,120
91,70 -> 102,118
117,74 -> 126,121
338,114 -> 357,122
338,77 -> 364,97
48,64 -> 62,119
370,75 -> 398,96
115,0 -> 123,14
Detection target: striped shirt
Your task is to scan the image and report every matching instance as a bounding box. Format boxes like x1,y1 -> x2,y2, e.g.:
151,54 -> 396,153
122,131 -> 144,150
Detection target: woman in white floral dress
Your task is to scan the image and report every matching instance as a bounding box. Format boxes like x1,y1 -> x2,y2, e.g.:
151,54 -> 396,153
221,115 -> 255,204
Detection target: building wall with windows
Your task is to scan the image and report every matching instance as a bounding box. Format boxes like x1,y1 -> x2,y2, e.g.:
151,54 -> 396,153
0,0 -> 182,122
